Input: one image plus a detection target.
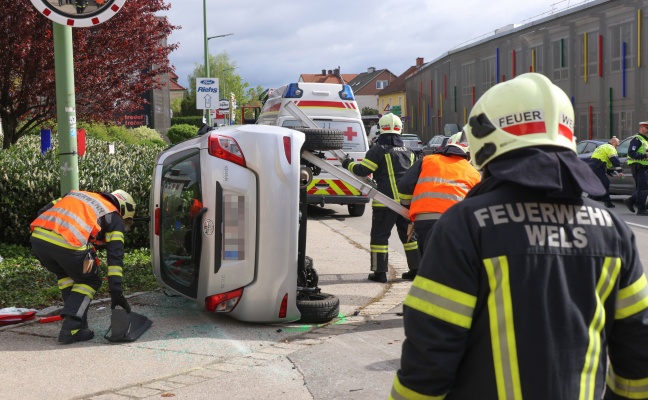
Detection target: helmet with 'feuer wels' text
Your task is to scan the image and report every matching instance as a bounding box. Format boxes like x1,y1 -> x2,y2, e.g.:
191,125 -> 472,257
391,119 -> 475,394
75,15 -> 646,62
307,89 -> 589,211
111,190 -> 136,220
378,113 -> 402,135
464,73 -> 576,170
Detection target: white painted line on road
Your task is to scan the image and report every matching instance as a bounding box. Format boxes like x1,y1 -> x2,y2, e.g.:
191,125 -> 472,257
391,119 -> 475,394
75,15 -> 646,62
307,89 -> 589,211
626,222 -> 648,230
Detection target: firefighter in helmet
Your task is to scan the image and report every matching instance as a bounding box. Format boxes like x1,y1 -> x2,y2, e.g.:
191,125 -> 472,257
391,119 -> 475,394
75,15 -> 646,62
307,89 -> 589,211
342,113 -> 421,282
397,130 -> 481,267
30,190 -> 136,344
391,73 -> 648,399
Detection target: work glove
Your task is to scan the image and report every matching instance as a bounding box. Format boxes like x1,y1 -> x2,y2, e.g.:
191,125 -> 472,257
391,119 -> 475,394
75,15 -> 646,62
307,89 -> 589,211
110,291 -> 131,313
341,157 -> 354,170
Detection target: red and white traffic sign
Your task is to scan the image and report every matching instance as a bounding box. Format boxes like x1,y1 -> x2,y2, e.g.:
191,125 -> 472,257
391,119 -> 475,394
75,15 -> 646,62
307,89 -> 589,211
28,0 -> 126,28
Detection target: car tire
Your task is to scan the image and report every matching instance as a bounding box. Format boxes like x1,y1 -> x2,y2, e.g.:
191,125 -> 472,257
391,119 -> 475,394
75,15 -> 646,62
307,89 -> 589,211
347,204 -> 365,217
294,128 -> 344,151
296,292 -> 340,323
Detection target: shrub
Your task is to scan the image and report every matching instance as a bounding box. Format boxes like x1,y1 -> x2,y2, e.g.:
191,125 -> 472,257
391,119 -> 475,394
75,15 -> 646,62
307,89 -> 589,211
0,244 -> 159,309
0,134 -> 164,248
171,116 -> 203,128
167,123 -> 198,144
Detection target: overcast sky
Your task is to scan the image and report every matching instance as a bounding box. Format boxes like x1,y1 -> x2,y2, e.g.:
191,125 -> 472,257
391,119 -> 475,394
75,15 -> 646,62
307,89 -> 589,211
161,0 -> 594,91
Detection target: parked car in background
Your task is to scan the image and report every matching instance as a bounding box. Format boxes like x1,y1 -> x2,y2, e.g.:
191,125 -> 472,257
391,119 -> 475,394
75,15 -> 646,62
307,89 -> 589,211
609,136 -> 635,195
401,133 -> 423,154
576,139 -> 606,161
422,135 -> 450,155
577,137 -> 635,195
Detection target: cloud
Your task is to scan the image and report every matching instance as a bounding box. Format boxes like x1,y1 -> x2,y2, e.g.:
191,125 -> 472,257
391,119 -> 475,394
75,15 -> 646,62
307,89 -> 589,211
163,0 -> 591,91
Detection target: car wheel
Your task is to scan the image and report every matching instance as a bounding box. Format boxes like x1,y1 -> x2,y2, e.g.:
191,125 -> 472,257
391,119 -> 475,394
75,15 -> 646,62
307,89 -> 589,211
293,128 -> 344,151
347,204 -> 365,217
296,292 -> 340,323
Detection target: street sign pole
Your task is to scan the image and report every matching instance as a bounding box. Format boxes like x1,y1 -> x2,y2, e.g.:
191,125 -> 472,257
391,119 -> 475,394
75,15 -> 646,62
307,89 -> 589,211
53,23 -> 79,195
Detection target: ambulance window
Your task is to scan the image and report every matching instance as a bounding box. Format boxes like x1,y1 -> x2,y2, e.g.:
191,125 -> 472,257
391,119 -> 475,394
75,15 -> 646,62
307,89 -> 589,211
282,120 -> 367,152
158,151 -> 202,298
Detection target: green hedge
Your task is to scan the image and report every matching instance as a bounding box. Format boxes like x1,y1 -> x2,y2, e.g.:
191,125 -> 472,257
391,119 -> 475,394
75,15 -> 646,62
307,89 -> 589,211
0,134 -> 165,248
171,116 -> 203,129
167,124 -> 199,144
0,243 -> 158,309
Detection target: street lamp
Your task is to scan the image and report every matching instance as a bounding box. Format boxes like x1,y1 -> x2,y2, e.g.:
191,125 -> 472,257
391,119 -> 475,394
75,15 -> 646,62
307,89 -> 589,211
203,0 -> 233,125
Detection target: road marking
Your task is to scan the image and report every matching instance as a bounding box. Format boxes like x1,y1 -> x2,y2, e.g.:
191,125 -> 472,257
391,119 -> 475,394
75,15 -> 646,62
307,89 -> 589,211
627,222 -> 648,230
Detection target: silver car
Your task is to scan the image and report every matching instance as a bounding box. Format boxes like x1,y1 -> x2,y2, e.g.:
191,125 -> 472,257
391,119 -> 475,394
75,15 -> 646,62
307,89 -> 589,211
149,124 -> 339,323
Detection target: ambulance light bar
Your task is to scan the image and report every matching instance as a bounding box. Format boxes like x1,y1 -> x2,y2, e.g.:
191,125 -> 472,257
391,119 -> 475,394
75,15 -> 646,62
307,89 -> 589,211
283,83 -> 356,101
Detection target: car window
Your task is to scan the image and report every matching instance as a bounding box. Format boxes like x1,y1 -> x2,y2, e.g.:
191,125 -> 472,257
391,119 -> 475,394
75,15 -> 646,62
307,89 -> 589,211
584,142 -> 598,153
617,137 -> 633,157
576,141 -> 588,153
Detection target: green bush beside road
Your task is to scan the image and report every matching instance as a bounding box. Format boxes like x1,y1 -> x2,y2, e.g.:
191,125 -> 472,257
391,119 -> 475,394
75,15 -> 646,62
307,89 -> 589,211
0,128 -> 166,309
0,244 -> 158,309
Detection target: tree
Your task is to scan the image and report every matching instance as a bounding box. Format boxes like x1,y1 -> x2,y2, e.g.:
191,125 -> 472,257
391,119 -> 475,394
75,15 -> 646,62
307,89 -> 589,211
0,0 -> 178,149
362,107 -> 379,116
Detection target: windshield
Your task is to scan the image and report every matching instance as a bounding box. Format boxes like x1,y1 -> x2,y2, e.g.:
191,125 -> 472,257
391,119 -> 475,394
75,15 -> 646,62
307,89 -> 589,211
282,120 -> 367,152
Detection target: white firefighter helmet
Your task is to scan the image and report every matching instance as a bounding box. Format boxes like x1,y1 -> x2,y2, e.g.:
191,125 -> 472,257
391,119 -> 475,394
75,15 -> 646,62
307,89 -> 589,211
112,190 -> 136,220
446,131 -> 469,154
378,113 -> 402,135
464,73 -> 576,170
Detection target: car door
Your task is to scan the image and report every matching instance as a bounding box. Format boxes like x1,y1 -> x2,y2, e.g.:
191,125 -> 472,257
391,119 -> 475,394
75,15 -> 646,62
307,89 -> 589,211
609,137 -> 635,195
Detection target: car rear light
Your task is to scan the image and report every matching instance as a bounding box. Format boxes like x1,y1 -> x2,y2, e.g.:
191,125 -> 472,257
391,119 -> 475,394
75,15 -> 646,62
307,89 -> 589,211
205,287 -> 244,313
283,136 -> 291,164
208,134 -> 246,167
279,293 -> 288,318
154,207 -> 160,236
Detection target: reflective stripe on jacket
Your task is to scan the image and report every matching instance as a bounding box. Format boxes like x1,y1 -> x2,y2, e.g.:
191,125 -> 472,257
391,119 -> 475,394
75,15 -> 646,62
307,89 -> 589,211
409,155 -> 481,221
30,191 -> 118,247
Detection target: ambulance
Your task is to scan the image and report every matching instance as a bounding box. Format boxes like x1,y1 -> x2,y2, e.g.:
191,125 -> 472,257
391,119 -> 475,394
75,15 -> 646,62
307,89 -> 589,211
257,82 -> 370,216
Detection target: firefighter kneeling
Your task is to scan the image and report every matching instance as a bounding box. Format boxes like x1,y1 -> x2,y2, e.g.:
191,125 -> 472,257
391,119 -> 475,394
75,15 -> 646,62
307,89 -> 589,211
30,190 -> 136,344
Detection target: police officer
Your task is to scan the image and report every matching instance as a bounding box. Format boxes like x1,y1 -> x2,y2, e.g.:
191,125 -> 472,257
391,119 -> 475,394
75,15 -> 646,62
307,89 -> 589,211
587,136 -> 622,208
30,190 -> 136,344
397,131 -> 481,273
342,113 -> 420,282
391,73 -> 648,399
623,121 -> 648,215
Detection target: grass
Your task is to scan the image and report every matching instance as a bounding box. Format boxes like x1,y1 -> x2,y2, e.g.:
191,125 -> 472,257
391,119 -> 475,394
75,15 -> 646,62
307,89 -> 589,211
0,243 -> 159,310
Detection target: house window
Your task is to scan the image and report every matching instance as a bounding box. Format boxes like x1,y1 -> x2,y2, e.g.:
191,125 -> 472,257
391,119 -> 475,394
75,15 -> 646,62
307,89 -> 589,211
579,31 -> 598,78
461,63 -> 474,96
552,38 -> 569,80
481,57 -> 496,92
610,23 -> 633,72
398,96 -> 402,105
376,80 -> 388,89
612,110 -> 634,137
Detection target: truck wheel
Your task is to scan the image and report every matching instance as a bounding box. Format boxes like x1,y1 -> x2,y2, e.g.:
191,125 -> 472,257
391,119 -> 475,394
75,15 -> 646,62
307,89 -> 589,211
294,128 -> 344,151
347,204 -> 365,217
297,292 -> 340,323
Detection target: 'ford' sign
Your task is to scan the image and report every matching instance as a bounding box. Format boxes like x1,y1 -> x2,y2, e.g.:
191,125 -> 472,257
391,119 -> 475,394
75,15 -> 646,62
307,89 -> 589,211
200,79 -> 216,85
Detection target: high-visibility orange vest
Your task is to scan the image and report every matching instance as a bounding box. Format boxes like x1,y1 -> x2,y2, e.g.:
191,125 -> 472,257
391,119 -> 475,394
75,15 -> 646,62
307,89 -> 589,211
30,191 -> 118,247
410,155 -> 481,221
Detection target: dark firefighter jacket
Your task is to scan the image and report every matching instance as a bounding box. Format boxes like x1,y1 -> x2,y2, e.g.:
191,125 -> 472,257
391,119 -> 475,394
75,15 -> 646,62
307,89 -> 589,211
345,134 -> 416,207
30,191 -> 127,292
391,148 -> 648,400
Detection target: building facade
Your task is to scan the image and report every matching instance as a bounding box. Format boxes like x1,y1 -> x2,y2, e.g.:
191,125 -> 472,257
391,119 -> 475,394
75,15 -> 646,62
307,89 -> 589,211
406,0 -> 646,144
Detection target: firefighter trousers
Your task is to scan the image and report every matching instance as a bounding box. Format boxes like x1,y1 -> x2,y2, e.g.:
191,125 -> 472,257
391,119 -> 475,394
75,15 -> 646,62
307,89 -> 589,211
30,236 -> 101,329
370,208 -> 420,273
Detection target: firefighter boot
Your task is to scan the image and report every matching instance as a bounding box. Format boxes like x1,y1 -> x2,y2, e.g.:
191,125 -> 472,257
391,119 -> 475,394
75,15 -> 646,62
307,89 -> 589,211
58,316 -> 94,344
369,251 -> 388,283
401,245 -> 421,281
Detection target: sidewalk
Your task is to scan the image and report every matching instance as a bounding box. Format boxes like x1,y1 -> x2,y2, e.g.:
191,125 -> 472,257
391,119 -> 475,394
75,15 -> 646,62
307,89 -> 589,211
0,218 -> 410,399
